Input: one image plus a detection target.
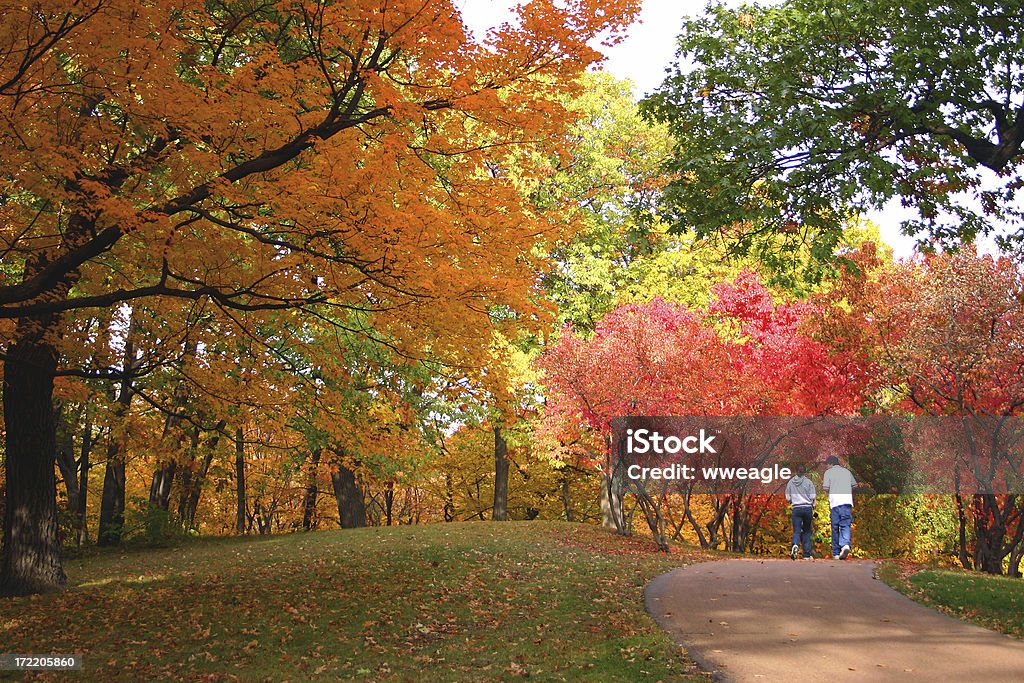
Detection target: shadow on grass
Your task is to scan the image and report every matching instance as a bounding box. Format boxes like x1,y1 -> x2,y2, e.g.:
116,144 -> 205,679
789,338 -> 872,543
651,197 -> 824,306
2,521 -> 714,682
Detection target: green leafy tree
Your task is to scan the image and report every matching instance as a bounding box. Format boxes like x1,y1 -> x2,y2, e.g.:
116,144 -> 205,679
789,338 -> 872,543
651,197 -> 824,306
643,0 -> 1024,260
541,73 -> 751,328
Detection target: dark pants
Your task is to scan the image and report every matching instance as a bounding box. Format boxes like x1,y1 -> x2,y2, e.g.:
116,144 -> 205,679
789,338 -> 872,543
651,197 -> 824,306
791,506 -> 814,558
830,504 -> 853,556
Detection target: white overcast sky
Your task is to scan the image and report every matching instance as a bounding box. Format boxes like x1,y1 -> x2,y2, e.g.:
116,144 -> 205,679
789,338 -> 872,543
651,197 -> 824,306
459,0 -> 922,258
460,0 -> 700,97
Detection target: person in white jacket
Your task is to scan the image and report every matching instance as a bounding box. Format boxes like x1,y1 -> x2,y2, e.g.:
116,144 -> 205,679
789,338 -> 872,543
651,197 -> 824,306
785,463 -> 817,559
823,455 -> 858,560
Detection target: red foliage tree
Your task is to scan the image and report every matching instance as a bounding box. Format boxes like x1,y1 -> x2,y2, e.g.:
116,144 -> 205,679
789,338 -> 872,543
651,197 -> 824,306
853,249 -> 1024,575
538,271 -> 868,550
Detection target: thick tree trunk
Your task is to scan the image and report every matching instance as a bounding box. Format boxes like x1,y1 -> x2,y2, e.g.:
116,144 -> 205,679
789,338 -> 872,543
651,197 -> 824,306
0,321 -> 66,596
492,426 -> 509,521
602,433 -> 630,533
953,464 -> 973,570
302,449 -> 322,530
600,469 -> 627,533
1007,513 -> 1024,578
973,494 -> 1008,575
330,458 -> 366,528
705,495 -> 732,550
183,455 -> 213,528
745,496 -> 772,554
149,419 -> 183,512
235,427 -> 246,535
252,499 -> 275,535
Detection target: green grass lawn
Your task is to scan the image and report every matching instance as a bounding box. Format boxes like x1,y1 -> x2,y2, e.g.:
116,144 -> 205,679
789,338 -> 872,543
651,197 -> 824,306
0,522 -> 712,682
878,563 -> 1024,639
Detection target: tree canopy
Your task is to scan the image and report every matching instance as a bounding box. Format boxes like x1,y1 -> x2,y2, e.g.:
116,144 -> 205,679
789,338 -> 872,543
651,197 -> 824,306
643,0 -> 1024,262
4,0 -> 1024,606
0,0 -> 639,596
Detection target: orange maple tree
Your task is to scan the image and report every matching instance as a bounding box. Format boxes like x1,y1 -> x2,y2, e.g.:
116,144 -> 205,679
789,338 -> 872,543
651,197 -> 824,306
0,0 -> 640,595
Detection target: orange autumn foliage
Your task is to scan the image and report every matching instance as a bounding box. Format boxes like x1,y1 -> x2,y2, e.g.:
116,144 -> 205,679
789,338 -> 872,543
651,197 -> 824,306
0,0 -> 641,595
1,0 -> 639,360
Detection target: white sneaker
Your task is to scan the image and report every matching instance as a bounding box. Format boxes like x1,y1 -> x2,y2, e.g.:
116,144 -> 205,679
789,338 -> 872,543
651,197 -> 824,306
791,544 -> 799,560
839,545 -> 851,560
833,555 -> 840,560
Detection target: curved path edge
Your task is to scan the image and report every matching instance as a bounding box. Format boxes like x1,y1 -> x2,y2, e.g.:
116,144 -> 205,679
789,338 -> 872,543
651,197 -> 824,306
645,559 -> 1024,682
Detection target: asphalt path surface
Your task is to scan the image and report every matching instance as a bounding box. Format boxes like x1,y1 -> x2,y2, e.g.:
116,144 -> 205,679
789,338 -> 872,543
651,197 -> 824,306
646,558 -> 1024,682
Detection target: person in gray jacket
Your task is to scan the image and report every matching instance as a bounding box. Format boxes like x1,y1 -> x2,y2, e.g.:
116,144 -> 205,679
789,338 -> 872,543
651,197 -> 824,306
785,463 -> 817,559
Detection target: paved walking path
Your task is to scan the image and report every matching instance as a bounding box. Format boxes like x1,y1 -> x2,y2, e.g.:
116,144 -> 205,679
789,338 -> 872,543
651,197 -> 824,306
646,559 -> 1024,682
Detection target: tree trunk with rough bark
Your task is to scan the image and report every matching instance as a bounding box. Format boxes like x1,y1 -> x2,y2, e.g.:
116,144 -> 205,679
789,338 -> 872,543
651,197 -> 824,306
973,494 -> 1009,575
0,215 -> 99,594
0,317 -> 66,596
330,457 -> 366,528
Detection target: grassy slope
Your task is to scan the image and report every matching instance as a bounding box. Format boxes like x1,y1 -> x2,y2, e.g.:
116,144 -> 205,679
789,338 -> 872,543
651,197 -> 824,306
0,522 -> 711,682
877,563 -> 1024,639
